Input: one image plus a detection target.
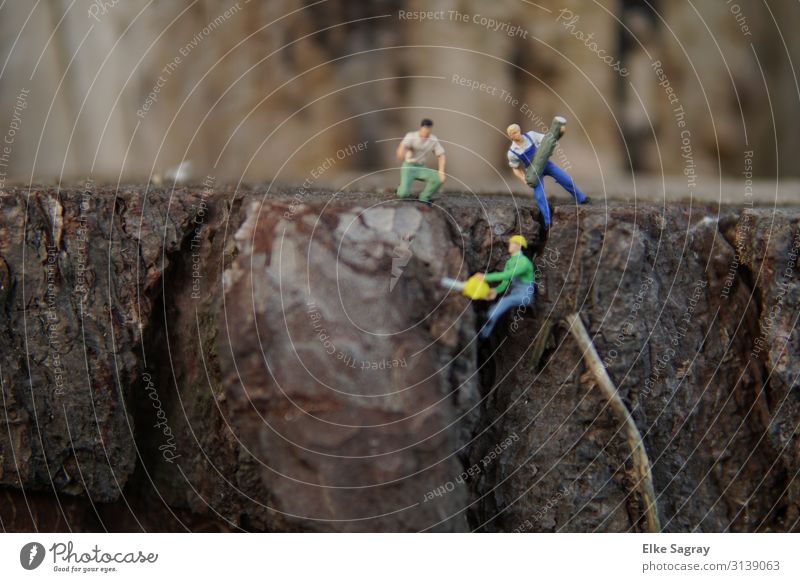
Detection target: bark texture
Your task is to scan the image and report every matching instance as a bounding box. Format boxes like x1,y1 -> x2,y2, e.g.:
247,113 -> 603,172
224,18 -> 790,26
0,187 -> 797,532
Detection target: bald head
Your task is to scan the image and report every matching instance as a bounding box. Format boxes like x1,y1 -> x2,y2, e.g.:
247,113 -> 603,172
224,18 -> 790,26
506,123 -> 522,141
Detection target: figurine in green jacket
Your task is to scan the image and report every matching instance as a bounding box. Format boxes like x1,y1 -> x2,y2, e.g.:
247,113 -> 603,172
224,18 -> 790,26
475,235 -> 535,339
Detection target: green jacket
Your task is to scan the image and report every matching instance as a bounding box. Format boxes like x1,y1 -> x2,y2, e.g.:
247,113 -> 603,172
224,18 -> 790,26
484,252 -> 535,293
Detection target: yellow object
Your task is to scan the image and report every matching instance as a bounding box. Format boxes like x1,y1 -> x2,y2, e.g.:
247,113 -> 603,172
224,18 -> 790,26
509,234 -> 528,248
462,274 -> 491,300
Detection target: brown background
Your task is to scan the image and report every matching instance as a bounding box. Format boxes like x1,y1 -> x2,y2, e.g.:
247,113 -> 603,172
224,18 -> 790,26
1,0 -> 798,199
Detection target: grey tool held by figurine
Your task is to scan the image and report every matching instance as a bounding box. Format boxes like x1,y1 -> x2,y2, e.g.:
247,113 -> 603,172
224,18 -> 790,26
440,277 -> 466,292
525,116 -> 567,188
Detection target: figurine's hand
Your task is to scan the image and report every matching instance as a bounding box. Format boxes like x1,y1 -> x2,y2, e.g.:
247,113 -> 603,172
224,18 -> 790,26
487,289 -> 497,300
473,273 -> 485,280
438,170 -> 446,184
559,126 -> 566,137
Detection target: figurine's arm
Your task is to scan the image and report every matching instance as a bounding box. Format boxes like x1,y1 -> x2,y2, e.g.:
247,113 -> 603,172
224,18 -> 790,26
474,269 -> 510,298
473,271 -> 502,298
396,141 -> 407,161
512,166 -> 528,186
433,139 -> 446,183
483,270 -> 514,293
484,255 -> 533,293
508,147 -> 528,186
483,261 -> 516,293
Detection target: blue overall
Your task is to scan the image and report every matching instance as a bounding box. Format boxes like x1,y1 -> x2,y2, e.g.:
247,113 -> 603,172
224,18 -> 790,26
479,282 -> 536,339
511,134 -> 586,229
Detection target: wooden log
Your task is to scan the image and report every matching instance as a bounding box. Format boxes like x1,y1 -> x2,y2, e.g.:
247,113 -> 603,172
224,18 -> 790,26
525,116 -> 567,188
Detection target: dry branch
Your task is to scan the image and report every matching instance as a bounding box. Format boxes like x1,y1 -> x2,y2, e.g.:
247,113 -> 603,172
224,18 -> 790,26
565,312 -> 661,532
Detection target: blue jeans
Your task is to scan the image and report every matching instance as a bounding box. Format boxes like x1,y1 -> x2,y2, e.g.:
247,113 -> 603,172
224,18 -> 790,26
530,161 -> 586,229
479,282 -> 536,339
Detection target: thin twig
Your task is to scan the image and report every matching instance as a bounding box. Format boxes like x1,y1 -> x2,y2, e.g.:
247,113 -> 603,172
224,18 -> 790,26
565,312 -> 661,532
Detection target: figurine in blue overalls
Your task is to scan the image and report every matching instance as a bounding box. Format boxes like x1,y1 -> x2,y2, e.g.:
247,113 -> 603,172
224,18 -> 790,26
506,123 -> 587,229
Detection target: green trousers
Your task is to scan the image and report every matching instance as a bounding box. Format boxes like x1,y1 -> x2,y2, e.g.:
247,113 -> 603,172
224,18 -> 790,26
396,162 -> 442,201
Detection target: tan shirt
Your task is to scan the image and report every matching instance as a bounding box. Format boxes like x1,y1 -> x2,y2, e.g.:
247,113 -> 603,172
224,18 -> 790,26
401,131 -> 445,164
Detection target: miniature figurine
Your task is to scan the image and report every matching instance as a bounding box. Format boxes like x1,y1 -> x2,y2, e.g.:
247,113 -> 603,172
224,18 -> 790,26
475,235 -> 535,339
507,117 -> 587,230
440,235 -> 536,339
396,118 -> 446,204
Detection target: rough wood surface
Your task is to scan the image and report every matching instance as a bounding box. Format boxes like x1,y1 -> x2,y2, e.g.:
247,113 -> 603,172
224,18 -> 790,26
566,312 -> 661,533
1,186 -> 798,532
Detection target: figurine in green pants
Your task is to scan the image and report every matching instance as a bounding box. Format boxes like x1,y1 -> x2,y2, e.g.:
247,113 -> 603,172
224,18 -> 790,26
396,119 -> 447,203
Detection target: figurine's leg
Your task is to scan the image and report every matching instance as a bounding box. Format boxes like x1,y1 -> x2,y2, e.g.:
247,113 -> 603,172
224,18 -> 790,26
544,161 -> 586,203
479,295 -> 515,339
479,286 -> 533,339
418,167 -> 443,201
396,163 -> 418,198
532,180 -> 552,230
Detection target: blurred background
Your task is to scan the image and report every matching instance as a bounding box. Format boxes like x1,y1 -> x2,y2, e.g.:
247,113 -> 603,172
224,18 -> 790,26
1,0 -> 799,200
